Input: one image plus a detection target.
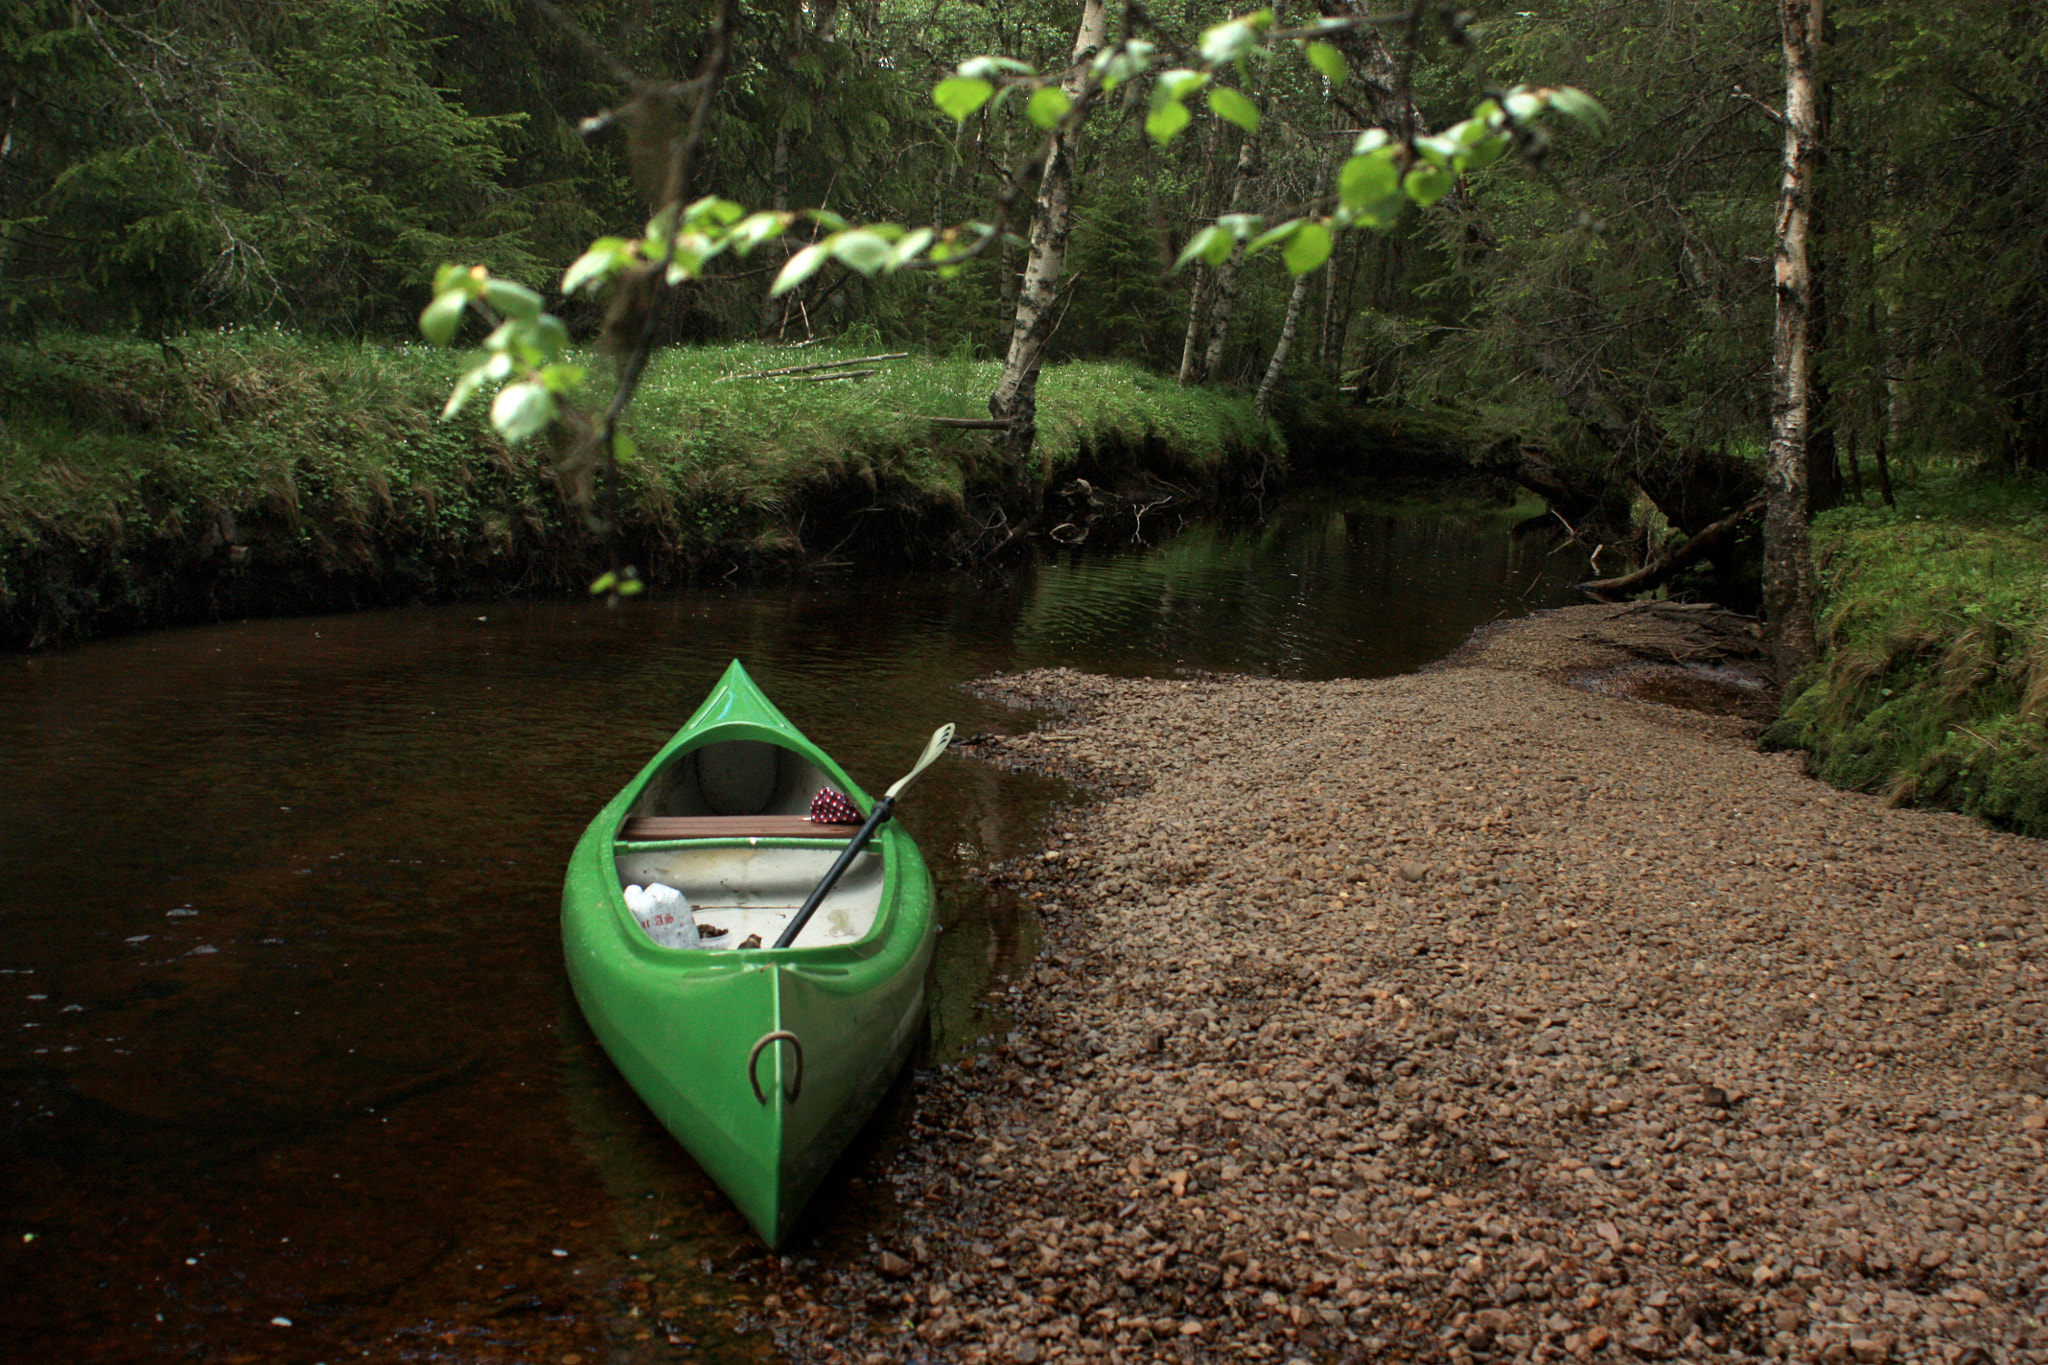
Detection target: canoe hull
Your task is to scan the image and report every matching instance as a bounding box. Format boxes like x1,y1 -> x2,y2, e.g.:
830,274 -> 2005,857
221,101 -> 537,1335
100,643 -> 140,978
561,662 -> 937,1246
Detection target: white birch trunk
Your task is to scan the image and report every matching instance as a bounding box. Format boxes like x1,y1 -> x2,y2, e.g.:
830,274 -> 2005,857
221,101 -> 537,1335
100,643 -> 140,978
1177,266 -> 1211,387
1194,130 -> 1260,384
1254,269 -> 1313,421
988,0 -> 1109,470
1764,0 -> 1824,679
1254,151 -> 1332,418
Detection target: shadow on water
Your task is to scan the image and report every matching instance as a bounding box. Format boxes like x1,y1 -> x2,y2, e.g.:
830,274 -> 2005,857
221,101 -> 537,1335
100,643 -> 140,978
0,489 -> 1586,1361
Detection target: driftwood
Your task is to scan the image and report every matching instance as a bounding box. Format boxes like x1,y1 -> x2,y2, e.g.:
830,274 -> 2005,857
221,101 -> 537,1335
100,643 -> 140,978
721,352 -> 908,381
1603,599 -> 1768,664
1578,497 -> 1765,601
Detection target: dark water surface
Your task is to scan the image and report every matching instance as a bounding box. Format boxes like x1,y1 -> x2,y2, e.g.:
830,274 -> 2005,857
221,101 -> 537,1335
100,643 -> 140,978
1,495 -> 1584,1362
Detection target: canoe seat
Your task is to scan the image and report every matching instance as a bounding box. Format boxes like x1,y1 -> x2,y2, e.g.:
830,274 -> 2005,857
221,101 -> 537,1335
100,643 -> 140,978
619,815 -> 861,842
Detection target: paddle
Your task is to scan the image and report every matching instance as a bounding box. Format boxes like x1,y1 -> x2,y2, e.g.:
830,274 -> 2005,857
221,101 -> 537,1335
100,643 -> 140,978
772,723 -> 954,950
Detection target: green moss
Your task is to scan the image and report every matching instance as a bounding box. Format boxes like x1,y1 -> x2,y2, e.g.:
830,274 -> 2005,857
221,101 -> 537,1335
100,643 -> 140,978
1765,468 -> 2048,838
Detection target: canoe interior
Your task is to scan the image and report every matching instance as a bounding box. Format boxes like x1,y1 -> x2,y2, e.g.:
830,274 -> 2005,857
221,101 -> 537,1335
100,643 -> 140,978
629,739 -> 832,819
614,736 -> 883,952
614,843 -> 883,950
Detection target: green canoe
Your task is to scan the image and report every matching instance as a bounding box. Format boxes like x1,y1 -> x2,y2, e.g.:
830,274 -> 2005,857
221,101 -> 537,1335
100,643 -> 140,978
561,660 -> 938,1247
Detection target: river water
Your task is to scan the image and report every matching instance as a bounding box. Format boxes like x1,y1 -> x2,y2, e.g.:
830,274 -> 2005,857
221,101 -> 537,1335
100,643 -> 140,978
0,493 -> 1585,1363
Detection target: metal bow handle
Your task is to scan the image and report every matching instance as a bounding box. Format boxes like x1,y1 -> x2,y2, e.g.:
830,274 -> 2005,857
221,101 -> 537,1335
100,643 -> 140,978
747,1030 -> 803,1106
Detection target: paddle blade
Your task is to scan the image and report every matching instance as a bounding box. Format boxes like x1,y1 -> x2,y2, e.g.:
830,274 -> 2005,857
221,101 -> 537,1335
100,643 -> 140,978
885,723 -> 955,799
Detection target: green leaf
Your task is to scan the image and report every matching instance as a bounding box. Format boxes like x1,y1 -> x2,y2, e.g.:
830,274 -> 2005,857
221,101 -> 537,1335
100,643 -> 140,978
433,263 -> 481,296
1354,193 -> 1407,231
1092,39 -> 1156,90
893,227 -> 935,265
482,279 -> 543,323
665,240 -> 705,284
1283,221 -> 1332,275
730,212 -> 790,254
958,56 -> 1035,80
1352,128 -> 1391,156
1460,133 -> 1509,172
1026,86 -> 1071,129
1414,134 -> 1459,169
538,362 -> 587,394
1339,149 -> 1399,209
1208,86 -> 1260,133
491,382 -> 557,444
561,239 -> 633,296
1173,225 -> 1228,270
934,77 -> 994,122
1246,221 -> 1297,255
612,431 -> 638,462
1146,98 -> 1192,144
589,571 -> 617,596
1549,86 -> 1609,132
684,195 -> 746,227
771,243 -> 830,296
534,313 -> 569,357
831,230 -> 895,274
419,291 -> 467,346
1305,41 -> 1347,83
1215,213 -> 1262,239
1155,69 -> 1209,101
442,362 -> 491,418
1200,16 -> 1267,66
642,206 -> 677,257
1404,164 -> 1455,208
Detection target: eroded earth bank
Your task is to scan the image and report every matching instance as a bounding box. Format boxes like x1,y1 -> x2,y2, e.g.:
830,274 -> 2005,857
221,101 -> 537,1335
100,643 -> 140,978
758,604 -> 2047,1365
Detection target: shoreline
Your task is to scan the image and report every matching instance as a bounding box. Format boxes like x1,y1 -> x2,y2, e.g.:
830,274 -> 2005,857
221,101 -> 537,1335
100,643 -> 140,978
0,334 -> 1277,650
754,604 -> 2046,1365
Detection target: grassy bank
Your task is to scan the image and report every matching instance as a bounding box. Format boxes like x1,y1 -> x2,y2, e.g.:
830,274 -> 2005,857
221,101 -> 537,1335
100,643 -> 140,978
0,329 -> 1273,647
1766,469 -> 2048,837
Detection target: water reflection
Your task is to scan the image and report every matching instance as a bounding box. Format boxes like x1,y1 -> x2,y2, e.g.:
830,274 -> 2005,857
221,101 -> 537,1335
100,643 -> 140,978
0,491 -> 1583,1361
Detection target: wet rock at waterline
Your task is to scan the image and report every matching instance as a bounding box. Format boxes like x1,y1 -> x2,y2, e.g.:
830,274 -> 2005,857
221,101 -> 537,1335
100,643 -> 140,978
750,605 -> 2048,1365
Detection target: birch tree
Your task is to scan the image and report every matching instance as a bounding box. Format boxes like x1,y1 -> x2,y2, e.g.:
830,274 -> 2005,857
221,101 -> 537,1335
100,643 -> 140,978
1763,0 -> 1825,678
987,0 -> 1110,474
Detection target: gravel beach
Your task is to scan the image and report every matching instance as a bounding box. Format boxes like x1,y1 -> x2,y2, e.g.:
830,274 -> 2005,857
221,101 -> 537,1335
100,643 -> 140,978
760,604 -> 2047,1365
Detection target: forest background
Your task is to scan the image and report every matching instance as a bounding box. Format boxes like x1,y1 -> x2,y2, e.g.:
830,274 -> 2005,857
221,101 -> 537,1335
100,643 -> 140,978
2,0 -> 2045,832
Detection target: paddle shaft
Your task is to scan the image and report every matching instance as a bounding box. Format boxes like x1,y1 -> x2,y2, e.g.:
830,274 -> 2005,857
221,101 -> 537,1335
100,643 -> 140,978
772,795 -> 895,950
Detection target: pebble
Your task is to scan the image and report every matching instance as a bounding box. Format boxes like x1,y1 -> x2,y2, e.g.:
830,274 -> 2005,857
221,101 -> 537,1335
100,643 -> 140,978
753,606 -> 2048,1364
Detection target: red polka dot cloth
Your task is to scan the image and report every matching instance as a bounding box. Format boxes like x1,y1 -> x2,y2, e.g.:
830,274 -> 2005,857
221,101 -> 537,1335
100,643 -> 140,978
809,788 -> 861,824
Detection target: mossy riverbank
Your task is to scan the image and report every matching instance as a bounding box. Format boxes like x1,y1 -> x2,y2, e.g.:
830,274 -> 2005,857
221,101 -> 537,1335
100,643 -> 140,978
0,330 -> 1274,648
1768,470 -> 2048,838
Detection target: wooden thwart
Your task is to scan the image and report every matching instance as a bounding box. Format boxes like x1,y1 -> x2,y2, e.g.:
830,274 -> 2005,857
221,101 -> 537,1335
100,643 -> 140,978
619,815 -> 861,842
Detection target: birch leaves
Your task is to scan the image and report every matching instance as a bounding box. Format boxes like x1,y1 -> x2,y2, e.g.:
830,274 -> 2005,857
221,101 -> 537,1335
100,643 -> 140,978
930,9 -> 1603,282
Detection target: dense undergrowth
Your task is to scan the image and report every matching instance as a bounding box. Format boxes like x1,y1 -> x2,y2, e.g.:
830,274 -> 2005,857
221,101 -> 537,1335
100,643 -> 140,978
1767,470 -> 2048,838
0,329 -> 1272,648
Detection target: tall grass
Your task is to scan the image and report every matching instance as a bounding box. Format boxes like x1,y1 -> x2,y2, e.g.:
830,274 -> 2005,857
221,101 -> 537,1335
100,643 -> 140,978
1766,466 -> 2048,836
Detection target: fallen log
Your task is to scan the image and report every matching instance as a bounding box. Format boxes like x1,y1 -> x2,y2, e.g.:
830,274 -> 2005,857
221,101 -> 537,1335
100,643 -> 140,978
1578,497 -> 1765,601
